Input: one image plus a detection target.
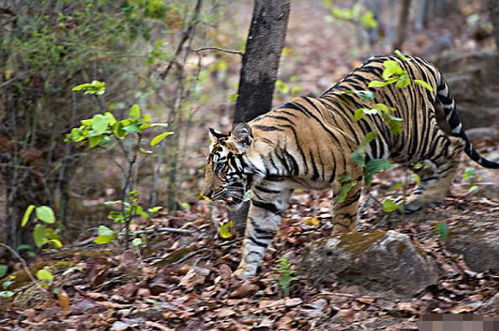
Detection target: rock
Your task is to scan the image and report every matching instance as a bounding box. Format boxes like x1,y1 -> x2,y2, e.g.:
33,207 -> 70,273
466,127 -> 499,140
300,230 -> 438,298
445,218 -> 499,273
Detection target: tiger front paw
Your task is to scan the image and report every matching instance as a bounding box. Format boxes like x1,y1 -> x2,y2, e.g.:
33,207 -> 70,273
232,264 -> 257,280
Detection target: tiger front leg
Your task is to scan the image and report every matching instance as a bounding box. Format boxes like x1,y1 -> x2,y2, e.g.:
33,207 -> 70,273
232,187 -> 292,279
332,171 -> 363,234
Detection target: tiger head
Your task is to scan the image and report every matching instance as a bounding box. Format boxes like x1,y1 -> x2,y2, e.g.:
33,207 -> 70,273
202,123 -> 254,207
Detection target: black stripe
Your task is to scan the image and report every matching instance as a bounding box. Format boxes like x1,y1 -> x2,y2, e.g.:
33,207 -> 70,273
252,200 -> 280,214
248,235 -> 270,248
254,125 -> 284,132
254,185 -> 280,194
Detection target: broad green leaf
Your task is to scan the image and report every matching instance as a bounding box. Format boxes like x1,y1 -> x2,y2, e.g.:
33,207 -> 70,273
147,206 -> 163,214
2,280 -> 13,289
142,114 -> 151,122
132,238 -> 143,247
336,180 -> 358,203
129,104 -> 141,119
339,173 -> 352,183
396,74 -> 411,88
243,190 -> 252,201
382,199 -> 403,212
88,135 -> 105,148
351,149 -> 365,166
355,90 -> 375,100
150,131 -> 173,147
0,265 -> 7,278
16,244 -> 32,251
382,60 -> 405,80
331,7 -> 353,20
33,224 -> 48,248
49,239 -> 63,249
354,109 -> 366,121
94,235 -> 115,244
368,80 -> 391,88
359,11 -> 378,28
112,122 -> 128,139
91,114 -> 110,136
434,223 -> 448,240
35,206 -> 55,224
359,131 -> 378,149
219,220 -> 234,239
104,112 -> 117,125
180,202 -> 190,210
0,291 -> 14,299
394,50 -> 409,61
414,80 -> 434,91
123,123 -> 141,133
388,182 -> 404,190
97,225 -> 114,237
413,161 -> 424,170
72,80 -> 106,95
364,159 -> 397,186
21,205 -> 35,227
36,269 -> 54,281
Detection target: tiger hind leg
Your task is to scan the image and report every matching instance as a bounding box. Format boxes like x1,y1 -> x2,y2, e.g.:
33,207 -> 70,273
401,135 -> 465,213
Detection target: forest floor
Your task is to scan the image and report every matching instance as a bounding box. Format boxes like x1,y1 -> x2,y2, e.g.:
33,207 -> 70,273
1,139 -> 497,330
2,1 -> 499,330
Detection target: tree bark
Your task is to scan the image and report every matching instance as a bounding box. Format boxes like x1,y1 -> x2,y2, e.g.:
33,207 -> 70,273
233,0 -> 290,123
488,0 -> 499,83
392,0 -> 412,50
229,0 -> 290,232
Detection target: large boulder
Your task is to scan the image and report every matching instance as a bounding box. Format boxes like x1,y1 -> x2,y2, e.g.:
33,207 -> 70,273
300,230 -> 438,298
445,218 -> 499,273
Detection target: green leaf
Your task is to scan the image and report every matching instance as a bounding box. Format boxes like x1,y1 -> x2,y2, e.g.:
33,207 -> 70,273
351,149 -> 365,166
219,220 -> 234,239
359,11 -> 378,28
388,182 -> 404,190
368,80 -> 392,88
339,174 -> 351,183
2,280 -> 13,289
97,225 -> 114,237
147,206 -> 163,214
94,235 -> 115,244
21,205 -> 35,227
150,131 -> 173,147
382,199 -> 403,212
0,291 -> 14,299
91,114 -> 110,136
413,174 -> 421,185
434,223 -> 448,240
72,80 -> 106,95
88,135 -> 104,148
49,239 -> 63,249
129,104 -> 141,119
382,60 -> 405,80
132,238 -> 143,247
123,123 -> 141,133
414,80 -> 434,91
413,161 -> 424,170
394,50 -> 409,61
33,224 -> 48,248
180,202 -> 190,210
364,159 -> 397,186
331,7 -> 353,21
396,74 -> 410,88
112,122 -> 128,139
0,265 -> 7,278
336,180 -> 358,203
36,269 -> 54,281
35,206 -> 55,224
16,244 -> 32,251
355,90 -> 375,100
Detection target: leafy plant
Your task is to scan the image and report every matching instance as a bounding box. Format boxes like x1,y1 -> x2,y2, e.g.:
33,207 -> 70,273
276,257 -> 297,297
67,81 -> 171,247
434,223 -> 449,241
462,167 -> 479,194
21,205 -> 62,249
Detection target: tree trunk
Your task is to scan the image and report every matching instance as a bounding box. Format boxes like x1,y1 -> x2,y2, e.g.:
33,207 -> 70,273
392,0 -> 412,50
229,0 -> 290,232
233,0 -> 290,123
489,0 -> 499,83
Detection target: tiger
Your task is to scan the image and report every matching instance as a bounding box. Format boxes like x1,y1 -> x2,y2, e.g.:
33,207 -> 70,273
202,54 -> 499,280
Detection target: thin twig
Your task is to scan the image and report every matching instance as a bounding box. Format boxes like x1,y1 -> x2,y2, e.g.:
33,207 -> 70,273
131,227 -> 196,235
172,248 -> 208,265
194,46 -> 243,56
0,243 -> 47,293
159,0 -> 203,79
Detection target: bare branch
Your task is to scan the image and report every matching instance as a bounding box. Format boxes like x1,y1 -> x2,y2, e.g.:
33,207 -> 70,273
194,46 -> 243,56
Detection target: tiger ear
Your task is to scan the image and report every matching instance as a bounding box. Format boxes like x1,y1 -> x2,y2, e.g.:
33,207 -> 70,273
230,122 -> 253,153
208,128 -> 225,142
